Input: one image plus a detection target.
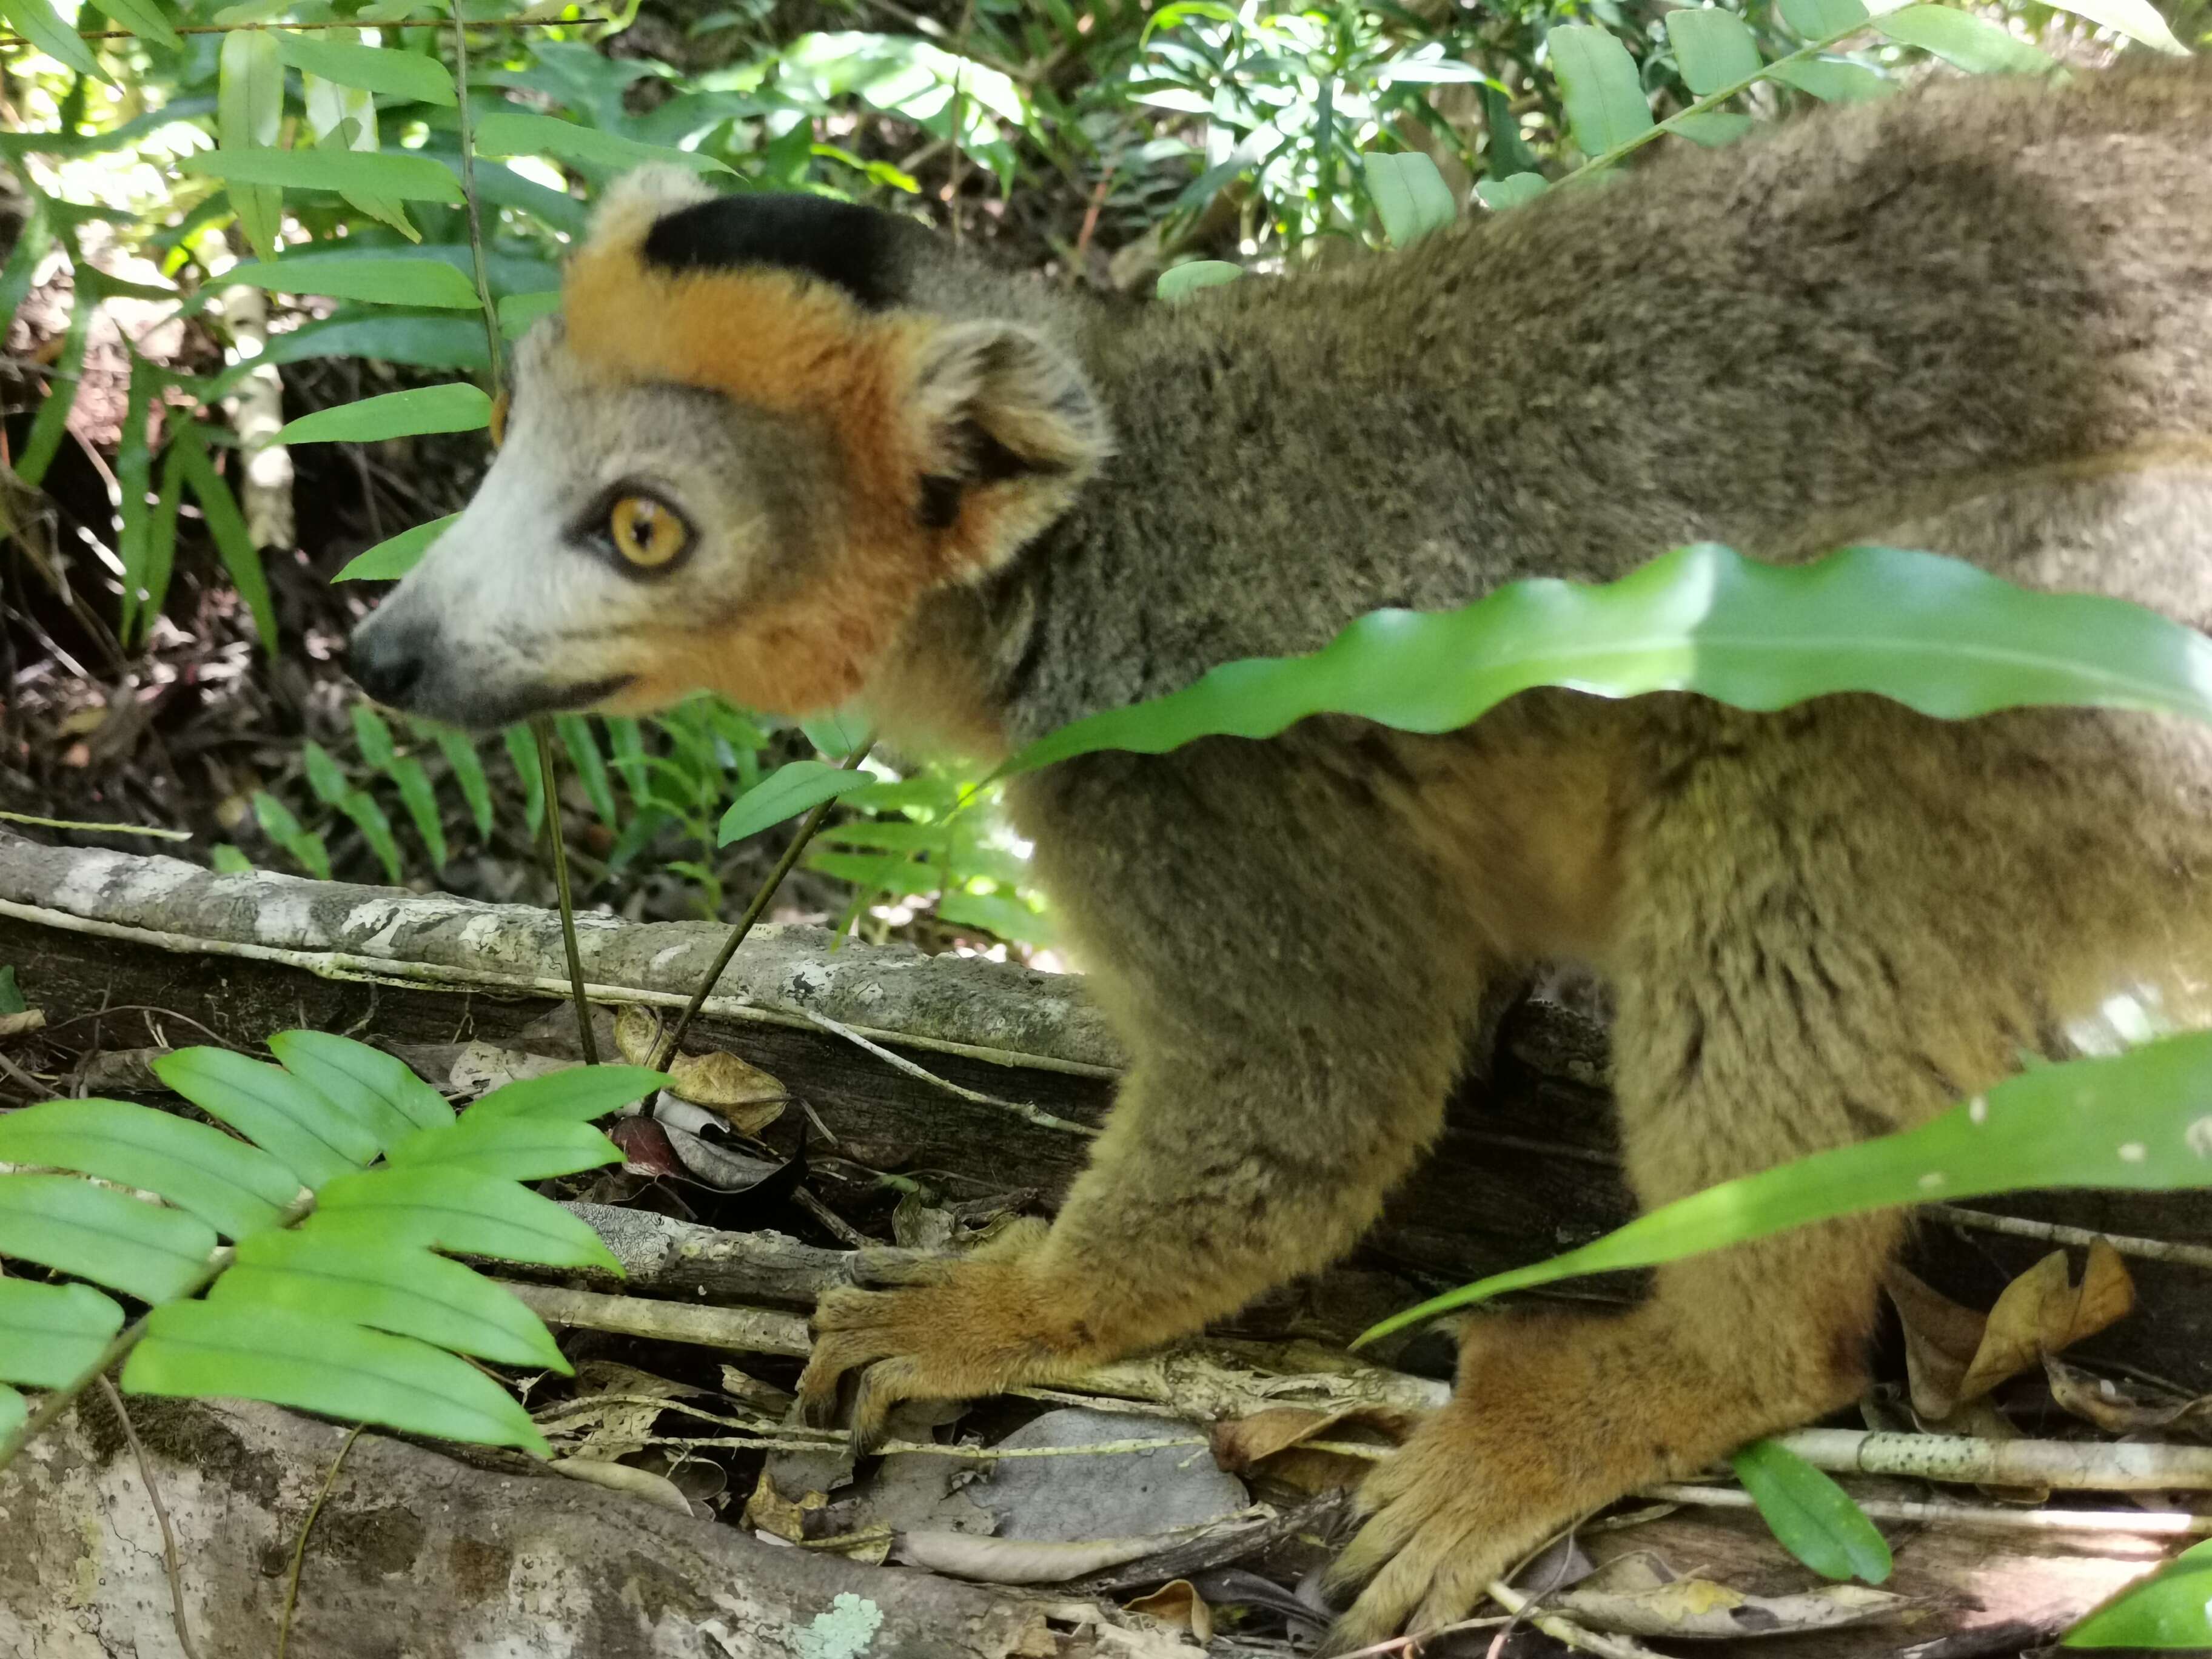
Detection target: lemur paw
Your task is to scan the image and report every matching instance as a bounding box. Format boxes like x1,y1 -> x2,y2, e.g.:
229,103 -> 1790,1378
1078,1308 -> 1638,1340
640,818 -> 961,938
797,1250 -> 1083,1450
1319,1397 -> 1562,1651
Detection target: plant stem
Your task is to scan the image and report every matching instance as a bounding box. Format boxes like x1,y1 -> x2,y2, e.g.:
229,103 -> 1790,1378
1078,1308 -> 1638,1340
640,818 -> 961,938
0,15 -> 594,43
533,719 -> 599,1064
659,739 -> 874,1069
447,0 -> 504,392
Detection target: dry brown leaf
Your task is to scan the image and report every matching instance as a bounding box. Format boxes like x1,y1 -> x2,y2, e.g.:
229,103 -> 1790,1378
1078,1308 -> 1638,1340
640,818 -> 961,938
1125,1580 -> 1213,1643
743,1470 -> 828,1543
2046,1353 -> 2208,1434
613,1004 -> 670,1069
1954,1244 -> 2136,1403
1556,1576 -> 1905,1638
1208,1407 -> 1340,1474
549,1456 -> 694,1515
0,1009 -> 45,1039
894,1530 -> 1171,1584
1884,1262 -> 1984,1420
667,1049 -> 787,1122
1207,1404 -> 1400,1496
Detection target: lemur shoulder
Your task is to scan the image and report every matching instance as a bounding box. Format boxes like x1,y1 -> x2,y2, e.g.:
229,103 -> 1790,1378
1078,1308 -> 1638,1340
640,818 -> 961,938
350,61 -> 2212,1644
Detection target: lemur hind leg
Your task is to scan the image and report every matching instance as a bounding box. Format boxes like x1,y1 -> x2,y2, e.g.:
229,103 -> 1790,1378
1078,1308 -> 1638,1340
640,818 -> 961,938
1329,695 -> 2211,1646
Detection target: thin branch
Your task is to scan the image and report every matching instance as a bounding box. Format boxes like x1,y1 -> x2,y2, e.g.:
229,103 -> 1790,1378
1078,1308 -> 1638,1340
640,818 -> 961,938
0,808 -> 189,840
276,1423 -> 365,1659
1482,1577 -> 1665,1659
532,719 -> 599,1065
659,739 -> 877,1067
1646,1482 -> 2212,1538
98,1375 -> 202,1659
802,1007 -> 1099,1137
1930,1202 -> 2212,1271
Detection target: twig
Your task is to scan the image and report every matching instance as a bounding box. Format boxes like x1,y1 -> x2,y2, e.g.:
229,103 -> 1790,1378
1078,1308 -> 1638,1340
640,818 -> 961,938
794,1187 -> 874,1248
98,1375 -> 201,1659
531,720 -> 598,1065
0,808 -> 189,840
659,740 -> 876,1067
0,14 -> 598,43
802,1007 -> 1099,1138
1481,1577 -> 1665,1659
1785,1425 -> 2212,1492
1930,1202 -> 2212,1271
1645,1483 -> 2212,1538
276,1423 -> 364,1659
499,1279 -> 810,1355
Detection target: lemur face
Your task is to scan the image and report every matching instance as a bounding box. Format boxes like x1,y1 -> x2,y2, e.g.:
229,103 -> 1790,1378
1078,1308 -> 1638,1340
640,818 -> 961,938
349,166 -> 1108,731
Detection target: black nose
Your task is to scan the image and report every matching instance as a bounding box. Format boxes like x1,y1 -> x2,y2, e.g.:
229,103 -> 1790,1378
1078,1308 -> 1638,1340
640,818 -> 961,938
349,616 -> 432,707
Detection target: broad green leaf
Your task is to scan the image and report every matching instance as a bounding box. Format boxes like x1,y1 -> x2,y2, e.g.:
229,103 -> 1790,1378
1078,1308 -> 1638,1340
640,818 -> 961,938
0,1384 -> 18,1440
0,968 -> 22,1016
218,31 -> 284,261
1667,111 -> 1756,147
474,110 -> 734,176
1873,5 -> 2056,74
604,717 -> 649,804
92,0 -> 184,59
1475,172 -> 1548,211
2,0 -> 107,80
350,702 -> 398,769
275,384 -> 492,446
0,1098 -> 301,1239
424,722 -> 495,837
1157,261 -> 1242,302
273,31 -> 458,104
1358,1028 -> 2212,1344
301,740 -> 351,806
338,788 -> 405,884
1547,24 -> 1652,157
252,791 -> 330,880
176,426 -> 278,650
385,1111 -> 622,1182
213,1229 -> 569,1371
0,1277 -> 122,1388
386,755 -> 449,868
304,72 -> 413,241
0,193 -> 52,337
1776,0 -> 1868,36
1364,152 -> 1456,249
2037,0 -> 2182,52
209,254 -> 480,310
153,1047 -> 378,1190
718,760 -> 876,846
497,289 -> 561,338
2065,1539 -> 2212,1647
504,725 -> 546,837
1769,58 -> 1890,102
557,716 -> 619,829
183,149 -> 465,204
206,316 -> 491,399
1666,8 -> 1761,95
1011,544 -> 2212,774
312,1165 -> 622,1270
142,444 -> 186,649
267,1030 -> 452,1145
15,288 -> 93,488
806,847 -> 937,899
115,357 -> 157,647
1731,1439 -> 1892,1583
210,845 -> 254,874
471,1064 -> 666,1124
0,1174 -> 216,1303
334,512 -> 457,581
939,890 -> 1054,947
123,1301 -> 547,1454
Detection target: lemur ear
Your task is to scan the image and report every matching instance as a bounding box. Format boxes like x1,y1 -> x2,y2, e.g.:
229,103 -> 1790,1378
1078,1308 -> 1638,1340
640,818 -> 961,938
905,321 -> 1111,571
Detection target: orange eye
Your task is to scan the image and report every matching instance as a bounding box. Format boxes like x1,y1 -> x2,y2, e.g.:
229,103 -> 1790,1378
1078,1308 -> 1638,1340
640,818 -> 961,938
609,495 -> 689,569
488,390 -> 509,449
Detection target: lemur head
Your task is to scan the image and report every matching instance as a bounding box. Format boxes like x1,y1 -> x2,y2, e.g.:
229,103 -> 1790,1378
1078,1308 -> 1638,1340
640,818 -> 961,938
348,167 -> 1111,731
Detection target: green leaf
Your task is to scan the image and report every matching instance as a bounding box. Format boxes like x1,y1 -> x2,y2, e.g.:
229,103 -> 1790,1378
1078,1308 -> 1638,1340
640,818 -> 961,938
2065,1539 -> 2212,1647
939,890 -> 1055,947
183,147 -> 465,206
252,791 -> 330,880
212,1229 -> 569,1372
0,1173 -> 216,1303
15,287 -> 93,488
0,1098 -> 301,1240
1474,172 -> 1548,211
176,426 -> 277,650
115,357 -> 158,647
384,1111 -> 622,1182
273,31 -> 458,104
206,316 -> 490,399
471,1064 -> 666,1124
123,1301 -> 548,1455
1775,0 -> 1868,36
1011,544 -> 2212,774
1156,261 -> 1242,302
497,289 -> 561,338
2034,0 -> 2182,52
210,845 -> 254,874
1359,1028 -> 2212,1344
1872,5 -> 2056,75
385,755 -> 449,868
1666,8 -> 1761,95
275,384 -> 492,446
140,443 -> 186,644
218,31 -> 284,261
338,789 -> 405,883
1769,58 -> 1891,102
301,740 -> 350,807
333,512 -> 457,582
0,1384 -> 18,1440
209,254 -> 481,309
718,760 -> 875,846
312,1165 -> 622,1271
424,722 -> 495,838
266,1029 -> 452,1145
0,193 -> 52,338
473,110 -> 735,176
1364,152 -> 1457,249
152,1047 -> 378,1190
0,1277 -> 123,1389
504,725 -> 546,837
0,0 -> 110,82
1731,1439 -> 1892,1583
0,967 -> 22,1016
1547,24 -> 1652,157
350,702 -> 398,769
557,715 -> 619,828
1667,111 -> 1756,147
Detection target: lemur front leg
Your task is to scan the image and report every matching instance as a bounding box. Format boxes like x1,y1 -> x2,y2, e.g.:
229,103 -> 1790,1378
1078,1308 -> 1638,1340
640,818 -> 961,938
797,741 -> 1492,1443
